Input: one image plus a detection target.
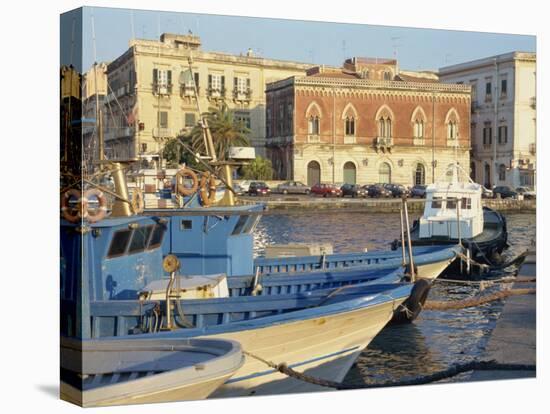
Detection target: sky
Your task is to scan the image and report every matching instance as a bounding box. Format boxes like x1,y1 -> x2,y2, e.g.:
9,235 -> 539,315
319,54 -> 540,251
60,6 -> 536,74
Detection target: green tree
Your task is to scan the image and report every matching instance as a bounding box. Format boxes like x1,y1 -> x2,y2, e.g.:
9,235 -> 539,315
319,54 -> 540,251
241,157 -> 274,180
162,137 -> 201,170
185,103 -> 250,160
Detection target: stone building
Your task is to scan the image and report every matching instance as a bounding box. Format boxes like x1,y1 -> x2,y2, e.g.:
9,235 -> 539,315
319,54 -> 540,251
439,52 -> 536,189
103,33 -> 312,161
265,58 -> 471,186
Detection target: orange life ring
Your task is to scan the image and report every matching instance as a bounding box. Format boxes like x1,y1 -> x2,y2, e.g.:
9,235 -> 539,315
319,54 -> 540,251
175,168 -> 199,197
199,172 -> 217,207
84,188 -> 108,223
131,188 -> 145,214
61,189 -> 86,223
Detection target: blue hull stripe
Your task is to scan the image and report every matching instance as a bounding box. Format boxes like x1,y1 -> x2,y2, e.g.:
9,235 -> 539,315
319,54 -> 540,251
225,345 -> 359,384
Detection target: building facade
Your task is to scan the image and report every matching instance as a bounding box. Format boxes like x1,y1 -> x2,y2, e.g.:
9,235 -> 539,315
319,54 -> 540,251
103,33 -> 312,161
266,58 -> 471,187
439,52 -> 536,189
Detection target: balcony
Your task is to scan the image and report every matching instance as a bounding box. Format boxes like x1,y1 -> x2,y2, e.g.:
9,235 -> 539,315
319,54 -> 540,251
152,83 -> 173,96
374,136 -> 393,153
104,127 -> 134,141
207,88 -> 226,100
180,84 -> 200,98
344,135 -> 356,144
152,127 -> 173,139
232,88 -> 253,102
413,137 -> 425,146
485,94 -> 492,103
307,134 -> 320,143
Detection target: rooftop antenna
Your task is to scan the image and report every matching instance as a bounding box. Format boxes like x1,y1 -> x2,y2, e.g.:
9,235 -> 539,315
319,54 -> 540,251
130,10 -> 135,40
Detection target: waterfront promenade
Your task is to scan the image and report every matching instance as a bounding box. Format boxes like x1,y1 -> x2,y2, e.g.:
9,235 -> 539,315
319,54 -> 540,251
239,195 -> 536,214
466,249 -> 536,381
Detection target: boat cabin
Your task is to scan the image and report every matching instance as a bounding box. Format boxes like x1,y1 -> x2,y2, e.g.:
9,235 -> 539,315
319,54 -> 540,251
419,181 -> 483,240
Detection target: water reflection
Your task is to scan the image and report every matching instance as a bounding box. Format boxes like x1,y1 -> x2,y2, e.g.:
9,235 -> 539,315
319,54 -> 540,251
255,212 -> 535,384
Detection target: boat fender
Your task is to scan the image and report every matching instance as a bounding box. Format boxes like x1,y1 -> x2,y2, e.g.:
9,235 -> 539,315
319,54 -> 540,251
199,172 -> 217,207
84,188 -> 108,223
131,188 -> 145,214
392,279 -> 432,324
175,168 -> 199,197
61,189 -> 86,223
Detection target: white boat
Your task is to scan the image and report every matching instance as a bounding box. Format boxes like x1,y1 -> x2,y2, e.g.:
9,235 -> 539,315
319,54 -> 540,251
60,337 -> 244,407
407,164 -> 508,264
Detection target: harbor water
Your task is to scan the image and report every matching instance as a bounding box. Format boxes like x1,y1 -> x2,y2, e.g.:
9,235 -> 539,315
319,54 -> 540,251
254,212 -> 536,386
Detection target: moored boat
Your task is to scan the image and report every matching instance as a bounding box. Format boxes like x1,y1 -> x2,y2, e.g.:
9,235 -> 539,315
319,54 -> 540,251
60,336 -> 244,406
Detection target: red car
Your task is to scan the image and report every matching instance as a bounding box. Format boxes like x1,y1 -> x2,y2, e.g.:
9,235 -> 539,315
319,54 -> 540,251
310,183 -> 342,197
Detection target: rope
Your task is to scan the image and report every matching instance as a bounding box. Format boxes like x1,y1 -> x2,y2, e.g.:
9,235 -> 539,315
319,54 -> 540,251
243,350 -> 535,390
423,288 -> 535,311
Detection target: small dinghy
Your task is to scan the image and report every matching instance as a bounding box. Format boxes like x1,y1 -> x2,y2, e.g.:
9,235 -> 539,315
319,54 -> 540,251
60,337 -> 244,407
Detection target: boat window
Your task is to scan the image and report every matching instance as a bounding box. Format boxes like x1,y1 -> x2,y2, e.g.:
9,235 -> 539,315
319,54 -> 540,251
242,214 -> 260,234
447,198 -> 457,209
148,224 -> 165,250
231,215 -> 249,235
461,198 -> 472,209
107,229 -> 133,258
431,197 -> 443,209
180,220 -> 193,230
128,225 -> 153,254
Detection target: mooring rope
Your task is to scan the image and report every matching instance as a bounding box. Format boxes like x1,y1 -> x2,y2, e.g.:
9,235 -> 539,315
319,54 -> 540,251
243,350 -> 535,390
423,288 -> 535,311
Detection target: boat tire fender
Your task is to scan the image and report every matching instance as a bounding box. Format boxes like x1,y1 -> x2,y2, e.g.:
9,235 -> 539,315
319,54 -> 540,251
392,279 -> 432,324
175,168 -> 199,197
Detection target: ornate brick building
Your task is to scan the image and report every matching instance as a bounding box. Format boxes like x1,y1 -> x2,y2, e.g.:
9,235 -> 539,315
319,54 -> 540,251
265,58 -> 472,186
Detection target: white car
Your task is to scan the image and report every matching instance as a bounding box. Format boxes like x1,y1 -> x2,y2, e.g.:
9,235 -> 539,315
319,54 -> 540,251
237,180 -> 252,193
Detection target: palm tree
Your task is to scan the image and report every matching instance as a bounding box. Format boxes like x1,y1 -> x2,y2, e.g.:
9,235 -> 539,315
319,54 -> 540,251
183,103 -> 250,161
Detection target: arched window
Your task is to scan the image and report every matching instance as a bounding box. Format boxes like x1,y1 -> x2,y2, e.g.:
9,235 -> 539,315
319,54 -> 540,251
378,117 -> 392,138
308,116 -> 320,135
499,164 -> 506,181
379,162 -> 391,183
414,163 -> 426,185
414,120 -> 424,138
345,116 -> 355,136
447,121 -> 458,139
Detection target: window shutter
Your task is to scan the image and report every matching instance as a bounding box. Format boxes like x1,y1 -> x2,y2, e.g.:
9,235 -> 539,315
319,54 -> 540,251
194,72 -> 199,88
167,70 -> 172,85
208,74 -> 212,89
234,77 -> 238,89
221,76 -> 225,91
153,68 -> 158,83
246,78 -> 251,89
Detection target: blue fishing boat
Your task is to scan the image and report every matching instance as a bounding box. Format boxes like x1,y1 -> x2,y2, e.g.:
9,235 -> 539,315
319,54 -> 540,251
60,213 -> 413,397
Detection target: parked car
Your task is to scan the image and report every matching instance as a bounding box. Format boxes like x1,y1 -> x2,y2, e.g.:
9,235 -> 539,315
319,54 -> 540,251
480,185 -> 493,198
247,181 -> 271,196
340,184 -> 367,198
493,185 -> 517,199
384,183 -> 410,198
515,186 -> 536,199
276,181 -> 311,195
367,184 -> 392,198
217,183 -> 244,196
237,180 -> 252,193
410,184 -> 427,198
310,183 -> 342,197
